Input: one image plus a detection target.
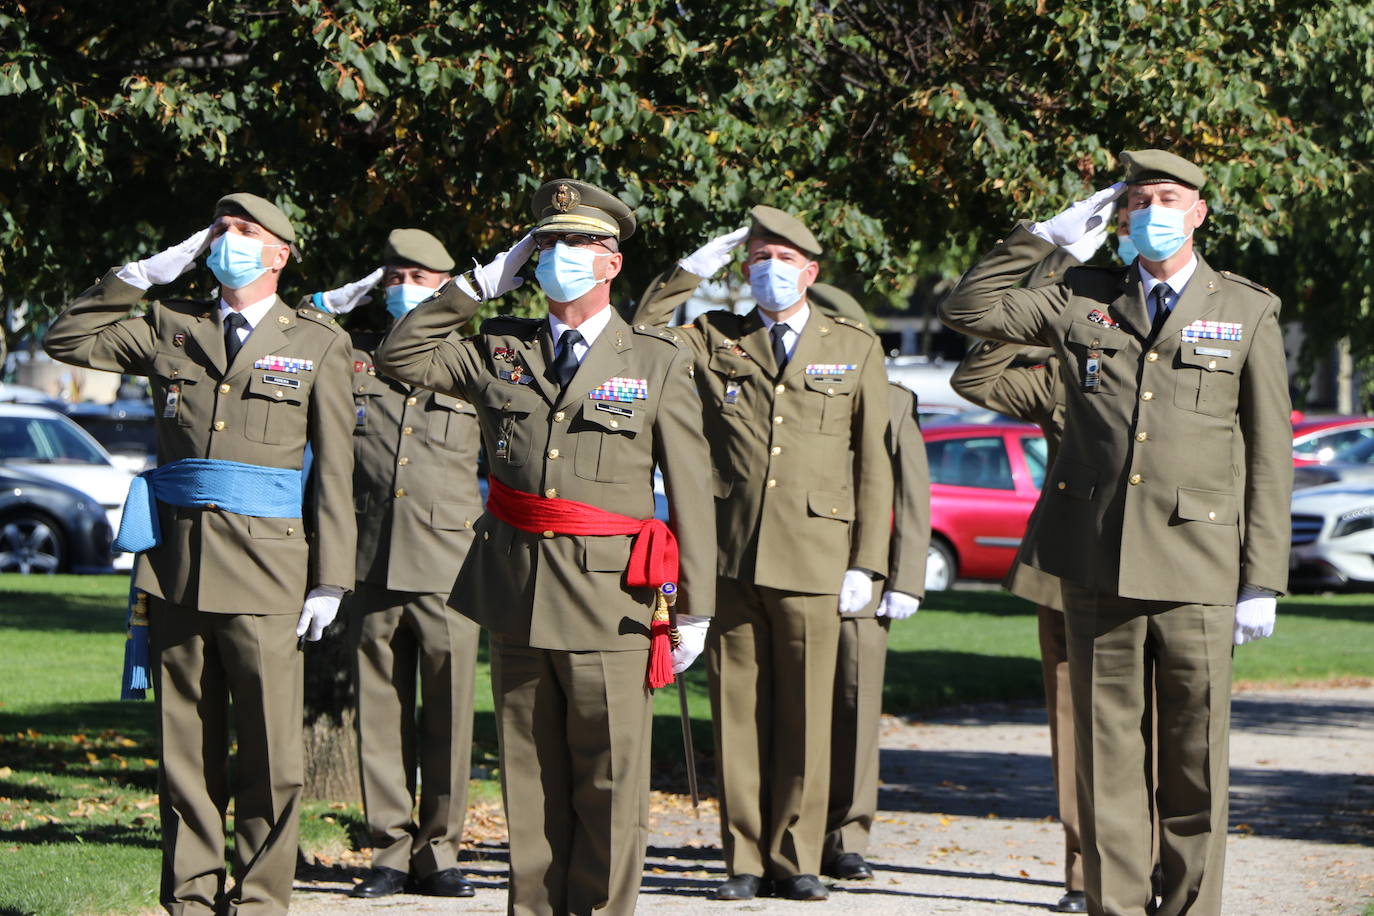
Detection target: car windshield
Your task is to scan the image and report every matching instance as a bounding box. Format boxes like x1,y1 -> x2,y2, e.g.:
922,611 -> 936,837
1330,436 -> 1374,465
0,415 -> 109,464
1296,425 -> 1374,462
927,436 -> 1014,490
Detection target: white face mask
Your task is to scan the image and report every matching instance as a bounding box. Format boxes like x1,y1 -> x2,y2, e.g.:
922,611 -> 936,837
535,242 -> 610,302
1128,200 -> 1200,261
749,258 -> 809,312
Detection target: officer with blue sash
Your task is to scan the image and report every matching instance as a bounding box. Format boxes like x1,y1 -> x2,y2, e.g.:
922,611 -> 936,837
44,193 -> 356,916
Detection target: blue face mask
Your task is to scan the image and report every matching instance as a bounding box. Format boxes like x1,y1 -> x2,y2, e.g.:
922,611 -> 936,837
1115,234 -> 1139,265
749,258 -> 808,312
535,242 -> 608,303
206,232 -> 275,290
1128,202 -> 1198,262
385,283 -> 434,320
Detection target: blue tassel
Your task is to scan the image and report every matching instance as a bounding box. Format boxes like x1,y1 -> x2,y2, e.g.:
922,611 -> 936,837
121,586 -> 151,701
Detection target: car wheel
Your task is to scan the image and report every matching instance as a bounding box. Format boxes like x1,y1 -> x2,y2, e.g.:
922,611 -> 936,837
925,538 -> 956,592
0,512 -> 68,574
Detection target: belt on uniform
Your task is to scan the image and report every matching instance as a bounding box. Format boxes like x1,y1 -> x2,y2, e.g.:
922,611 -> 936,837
113,458 -> 306,701
484,475 -> 680,688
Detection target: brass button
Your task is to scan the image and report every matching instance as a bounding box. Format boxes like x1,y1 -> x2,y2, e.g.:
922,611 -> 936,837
542,530 -> 555,539
464,520 -> 472,529
1136,432 -> 1148,442
398,457 -> 410,467
403,426 -> 413,435
548,448 -> 560,459
1207,360 -> 1217,370
484,531 -> 490,541
406,396 -> 417,406
1057,482 -> 1066,490
219,383 -> 230,394
357,385 -> 367,393
1208,511 -> 1217,520
830,507 -> 838,515
770,446 -> 782,456
1141,391 -> 1154,401
1146,351 -> 1159,362
773,415 -> 784,425
545,487 -> 557,498
766,478 -> 777,488
826,387 -> 835,395
610,420 -> 619,429
205,502 -> 217,510
1129,474 -> 1143,485
394,488 -> 406,498
554,411 -> 566,422
273,390 -> 283,399
213,420 -> 225,431
1091,338 -> 1101,348
170,368 -> 180,378
286,527 -> 295,535
775,384 -> 786,393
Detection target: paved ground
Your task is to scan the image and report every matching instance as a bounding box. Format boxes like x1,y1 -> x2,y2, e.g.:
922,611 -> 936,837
291,686 -> 1374,914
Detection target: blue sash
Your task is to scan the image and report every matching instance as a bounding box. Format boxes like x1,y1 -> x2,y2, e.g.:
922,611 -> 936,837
117,458 -> 305,699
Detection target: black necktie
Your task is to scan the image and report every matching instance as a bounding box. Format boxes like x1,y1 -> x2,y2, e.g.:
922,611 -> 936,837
553,329 -> 584,388
1147,285 -> 1170,342
770,323 -> 790,372
224,312 -> 249,366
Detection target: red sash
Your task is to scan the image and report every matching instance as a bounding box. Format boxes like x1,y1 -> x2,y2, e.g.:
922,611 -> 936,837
485,476 -> 679,686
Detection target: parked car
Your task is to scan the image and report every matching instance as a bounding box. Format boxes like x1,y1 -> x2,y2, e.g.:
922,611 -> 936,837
0,382 -> 67,412
1291,415 -> 1374,466
923,420 -> 1046,590
1289,481 -> 1374,589
0,404 -> 135,570
65,399 -> 158,474
0,468 -> 115,573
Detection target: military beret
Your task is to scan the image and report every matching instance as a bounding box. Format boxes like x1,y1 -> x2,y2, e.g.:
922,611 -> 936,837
1120,149 -> 1207,190
809,282 -> 866,323
748,205 -> 823,258
214,192 -> 297,244
384,228 -> 455,273
531,179 -> 637,241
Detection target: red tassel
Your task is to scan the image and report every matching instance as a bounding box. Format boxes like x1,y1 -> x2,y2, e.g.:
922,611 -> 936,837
647,599 -> 675,688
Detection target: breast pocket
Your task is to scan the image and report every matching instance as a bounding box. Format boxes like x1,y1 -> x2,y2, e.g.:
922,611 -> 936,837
479,384 -> 540,467
1066,320 -> 1130,396
572,401 -> 645,483
802,374 -> 856,436
427,393 -> 479,450
150,353 -> 206,428
1173,348 -> 1240,418
244,371 -> 311,446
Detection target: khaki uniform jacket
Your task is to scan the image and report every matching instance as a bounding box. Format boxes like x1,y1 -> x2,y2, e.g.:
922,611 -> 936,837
634,266 -> 892,594
940,225 -> 1292,604
44,269 -> 356,613
860,382 -> 930,612
347,331 -> 483,594
375,283 -> 716,651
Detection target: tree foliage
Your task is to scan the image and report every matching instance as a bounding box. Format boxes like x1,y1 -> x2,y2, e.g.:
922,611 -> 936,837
2,1 -> 1372,363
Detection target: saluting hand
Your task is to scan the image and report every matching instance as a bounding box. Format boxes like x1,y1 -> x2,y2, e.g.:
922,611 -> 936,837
1030,183 -> 1125,248
296,586 -> 344,642
678,226 -> 750,278
876,590 -> 920,620
1061,203 -> 1114,262
315,267 -> 384,314
469,231 -> 536,300
116,226 -> 214,290
1233,585 -> 1277,645
838,568 -> 874,615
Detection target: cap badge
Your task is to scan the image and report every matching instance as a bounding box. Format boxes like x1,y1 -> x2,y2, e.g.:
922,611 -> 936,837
552,183 -> 579,213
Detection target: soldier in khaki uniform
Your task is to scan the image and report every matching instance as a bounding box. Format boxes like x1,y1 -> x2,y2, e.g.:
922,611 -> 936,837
375,179 -> 716,916
633,210 -> 893,902
44,194 -> 356,916
806,284 -> 931,883
940,151 -> 1292,916
307,230 -> 484,899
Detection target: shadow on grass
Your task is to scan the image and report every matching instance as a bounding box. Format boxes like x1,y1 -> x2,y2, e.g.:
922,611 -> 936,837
1272,597 -> 1374,624
0,820 -> 159,849
0,588 -> 127,635
922,589 -> 1038,617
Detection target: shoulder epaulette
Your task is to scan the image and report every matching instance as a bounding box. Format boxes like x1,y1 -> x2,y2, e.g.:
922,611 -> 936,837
632,323 -> 681,345
297,306 -> 347,334
1218,270 -> 1274,296
831,314 -> 871,333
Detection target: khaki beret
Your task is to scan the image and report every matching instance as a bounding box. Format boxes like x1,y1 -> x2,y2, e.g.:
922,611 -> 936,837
531,179 -> 636,241
214,192 -> 296,244
384,228 -> 455,273
1120,149 -> 1207,190
748,205 -> 823,258
809,282 -> 866,324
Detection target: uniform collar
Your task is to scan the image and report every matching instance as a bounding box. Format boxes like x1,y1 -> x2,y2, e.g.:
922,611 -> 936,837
1137,255 -> 1197,300
547,303 -> 613,351
758,301 -> 811,335
218,293 -> 278,330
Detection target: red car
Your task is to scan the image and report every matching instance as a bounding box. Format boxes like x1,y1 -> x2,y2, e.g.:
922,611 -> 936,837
1291,414 -> 1374,466
922,420 -> 1047,590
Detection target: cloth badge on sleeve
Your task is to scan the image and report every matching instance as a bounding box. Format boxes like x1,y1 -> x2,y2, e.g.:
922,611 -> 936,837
1181,320 -> 1243,342
254,355 -> 315,373
589,377 -> 649,402
805,364 -> 856,376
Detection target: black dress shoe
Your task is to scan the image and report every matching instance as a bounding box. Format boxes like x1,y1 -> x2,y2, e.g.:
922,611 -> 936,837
413,867 -> 475,897
712,874 -> 764,900
774,874 -> 830,901
351,866 -> 409,898
1054,890 -> 1087,913
823,852 -> 874,880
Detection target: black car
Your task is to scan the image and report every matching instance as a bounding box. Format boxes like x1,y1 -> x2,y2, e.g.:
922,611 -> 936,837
0,469 -> 114,573
65,399 -> 158,473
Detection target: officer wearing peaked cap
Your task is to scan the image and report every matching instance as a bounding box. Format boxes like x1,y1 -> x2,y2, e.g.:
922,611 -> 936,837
307,228 -> 483,900
376,178 -> 716,916
44,192 -> 356,915
940,150 -> 1292,916
634,206 -> 893,902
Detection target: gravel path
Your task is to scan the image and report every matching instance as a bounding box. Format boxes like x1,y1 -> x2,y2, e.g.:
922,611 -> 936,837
290,686 -> 1374,914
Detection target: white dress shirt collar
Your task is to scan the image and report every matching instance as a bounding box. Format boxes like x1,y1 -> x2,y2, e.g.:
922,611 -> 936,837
548,304 -> 613,362
218,293 -> 278,332
758,301 -> 811,360
1137,255 -> 1198,304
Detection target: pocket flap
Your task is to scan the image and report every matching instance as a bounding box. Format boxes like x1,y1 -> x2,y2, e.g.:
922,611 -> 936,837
1177,487 -> 1238,524
803,373 -> 857,396
248,516 -> 301,539
579,400 -> 645,433
247,371 -> 306,404
431,500 -> 482,531
807,490 -> 855,521
431,392 -> 477,414
1176,348 -> 1237,374
480,383 -> 539,415
151,354 -> 205,383
1067,319 -> 1129,351
1048,459 -> 1097,499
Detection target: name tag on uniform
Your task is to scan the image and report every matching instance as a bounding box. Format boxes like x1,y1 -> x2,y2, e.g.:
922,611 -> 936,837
1194,346 -> 1232,358
262,374 -> 300,388
595,402 -> 635,418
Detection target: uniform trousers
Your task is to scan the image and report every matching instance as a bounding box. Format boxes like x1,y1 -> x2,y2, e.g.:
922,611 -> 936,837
1039,605 -> 1085,894
1063,585 -> 1232,916
490,638 -> 653,916
148,599 -> 303,916
707,578 -> 841,879
823,615 -> 889,862
350,583 -> 479,877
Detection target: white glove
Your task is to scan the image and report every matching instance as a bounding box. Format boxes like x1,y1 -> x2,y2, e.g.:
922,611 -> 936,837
876,590 -> 921,620
296,585 -> 345,642
116,227 -> 213,290
1029,183 -> 1125,247
315,267 -> 384,314
471,232 -> 536,300
1061,203 -> 1113,262
671,615 -> 711,674
678,226 -> 750,278
1233,585 -> 1277,646
838,568 -> 874,615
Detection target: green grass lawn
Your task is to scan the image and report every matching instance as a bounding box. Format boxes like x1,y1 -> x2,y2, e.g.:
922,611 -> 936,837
1,574 -> 1370,915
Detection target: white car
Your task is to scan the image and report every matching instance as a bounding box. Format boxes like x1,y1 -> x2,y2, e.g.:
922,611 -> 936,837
0,404 -> 135,570
1289,482 -> 1374,589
